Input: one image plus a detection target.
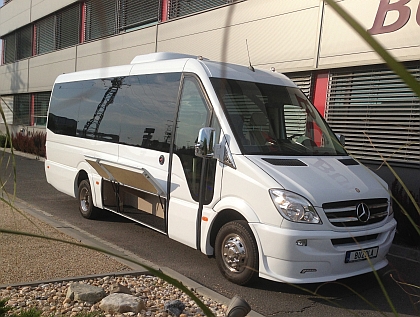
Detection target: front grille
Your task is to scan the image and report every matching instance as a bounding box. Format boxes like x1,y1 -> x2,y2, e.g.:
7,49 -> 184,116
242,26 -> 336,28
323,198 -> 389,227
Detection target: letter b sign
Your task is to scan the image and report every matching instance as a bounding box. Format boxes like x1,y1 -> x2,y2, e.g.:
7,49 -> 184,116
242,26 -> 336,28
369,0 -> 420,35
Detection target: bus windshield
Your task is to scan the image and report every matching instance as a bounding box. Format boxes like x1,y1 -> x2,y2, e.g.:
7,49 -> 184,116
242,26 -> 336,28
211,78 -> 347,156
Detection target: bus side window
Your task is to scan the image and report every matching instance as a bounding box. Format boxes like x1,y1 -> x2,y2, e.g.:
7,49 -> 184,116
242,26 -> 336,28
174,77 -> 211,201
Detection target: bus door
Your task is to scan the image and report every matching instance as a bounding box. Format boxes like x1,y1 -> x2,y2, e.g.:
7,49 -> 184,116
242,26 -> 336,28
168,75 -> 221,250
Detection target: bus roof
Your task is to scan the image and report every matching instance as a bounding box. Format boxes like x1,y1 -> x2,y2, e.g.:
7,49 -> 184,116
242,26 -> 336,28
54,52 -> 297,88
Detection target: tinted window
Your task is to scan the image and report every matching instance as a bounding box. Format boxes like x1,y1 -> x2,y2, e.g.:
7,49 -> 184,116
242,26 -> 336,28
48,81 -> 82,136
120,73 -> 181,152
212,78 -> 347,156
48,73 -> 181,151
77,77 -> 123,142
174,77 -> 211,202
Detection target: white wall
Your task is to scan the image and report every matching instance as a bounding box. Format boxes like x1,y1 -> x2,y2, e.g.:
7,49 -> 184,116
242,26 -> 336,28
157,0 -> 322,72
319,0 -> 420,68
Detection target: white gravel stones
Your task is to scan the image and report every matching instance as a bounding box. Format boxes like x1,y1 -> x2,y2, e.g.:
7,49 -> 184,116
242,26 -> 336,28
0,275 -> 228,317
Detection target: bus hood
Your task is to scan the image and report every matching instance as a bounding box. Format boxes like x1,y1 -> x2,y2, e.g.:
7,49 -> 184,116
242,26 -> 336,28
246,156 -> 389,207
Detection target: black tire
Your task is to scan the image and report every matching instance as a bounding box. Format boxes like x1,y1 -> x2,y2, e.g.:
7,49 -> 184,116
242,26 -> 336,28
215,220 -> 259,285
78,179 -> 99,219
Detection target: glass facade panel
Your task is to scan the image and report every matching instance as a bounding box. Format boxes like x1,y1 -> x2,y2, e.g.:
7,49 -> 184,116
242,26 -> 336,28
326,64 -> 420,165
85,0 -> 117,41
13,94 -> 31,125
3,33 -> 16,63
16,25 -> 32,60
57,4 -> 81,49
0,95 -> 14,124
120,0 -> 159,31
169,0 -> 228,19
34,92 -> 51,126
36,16 -> 55,54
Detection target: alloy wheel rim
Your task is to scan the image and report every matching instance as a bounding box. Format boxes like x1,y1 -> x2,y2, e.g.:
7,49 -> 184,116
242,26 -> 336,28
80,188 -> 90,212
221,233 -> 247,273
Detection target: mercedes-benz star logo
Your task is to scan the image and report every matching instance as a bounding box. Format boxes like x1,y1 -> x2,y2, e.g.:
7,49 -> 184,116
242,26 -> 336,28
356,203 -> 370,223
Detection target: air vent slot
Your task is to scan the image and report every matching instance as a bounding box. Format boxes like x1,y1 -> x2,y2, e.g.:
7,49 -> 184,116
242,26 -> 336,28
331,234 -> 378,246
338,158 -> 359,166
262,158 -> 307,166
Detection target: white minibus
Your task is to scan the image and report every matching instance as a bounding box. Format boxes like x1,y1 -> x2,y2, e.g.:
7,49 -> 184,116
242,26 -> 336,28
45,52 -> 396,285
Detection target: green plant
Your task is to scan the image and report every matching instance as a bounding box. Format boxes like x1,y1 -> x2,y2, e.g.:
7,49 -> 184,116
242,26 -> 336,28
0,299 -> 12,317
8,308 -> 42,317
0,134 -> 11,148
392,179 -> 420,247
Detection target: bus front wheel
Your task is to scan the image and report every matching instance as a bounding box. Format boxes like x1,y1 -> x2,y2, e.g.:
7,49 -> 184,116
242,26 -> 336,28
215,220 -> 259,285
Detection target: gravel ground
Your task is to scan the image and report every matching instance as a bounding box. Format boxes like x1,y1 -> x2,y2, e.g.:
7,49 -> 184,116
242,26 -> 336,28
0,201 -> 228,316
0,201 -> 130,285
0,275 -> 227,317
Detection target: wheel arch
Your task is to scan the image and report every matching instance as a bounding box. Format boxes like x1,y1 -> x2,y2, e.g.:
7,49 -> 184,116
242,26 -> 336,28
209,197 -> 260,253
209,209 -> 246,252
74,160 -> 95,196
74,169 -> 89,197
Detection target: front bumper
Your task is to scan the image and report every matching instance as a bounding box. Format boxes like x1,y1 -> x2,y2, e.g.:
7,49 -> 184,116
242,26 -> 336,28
251,219 -> 397,284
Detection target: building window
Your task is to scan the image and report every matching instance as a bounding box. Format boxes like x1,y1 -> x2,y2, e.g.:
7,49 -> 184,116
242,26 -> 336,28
0,96 -> 14,124
13,94 -> 31,125
1,93 -> 50,126
35,4 -> 81,55
168,0 -> 234,19
84,0 -> 159,41
16,25 -> 33,60
34,92 -> 50,126
3,33 -> 16,64
2,25 -> 32,63
35,16 -> 55,55
85,0 -> 118,41
56,4 -> 81,50
286,72 -> 314,101
326,63 -> 420,166
119,0 -> 159,31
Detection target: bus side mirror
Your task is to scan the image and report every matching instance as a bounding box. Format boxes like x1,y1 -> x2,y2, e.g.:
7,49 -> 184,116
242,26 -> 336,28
336,134 -> 345,146
195,127 -> 216,159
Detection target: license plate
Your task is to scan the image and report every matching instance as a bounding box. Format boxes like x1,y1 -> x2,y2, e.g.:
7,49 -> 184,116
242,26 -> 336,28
345,246 -> 379,263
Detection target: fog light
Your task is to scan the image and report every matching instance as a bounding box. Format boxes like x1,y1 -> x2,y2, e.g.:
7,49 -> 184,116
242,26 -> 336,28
296,239 -> 307,246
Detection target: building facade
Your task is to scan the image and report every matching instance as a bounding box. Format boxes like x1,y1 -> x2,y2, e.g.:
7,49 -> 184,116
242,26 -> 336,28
0,0 -> 419,190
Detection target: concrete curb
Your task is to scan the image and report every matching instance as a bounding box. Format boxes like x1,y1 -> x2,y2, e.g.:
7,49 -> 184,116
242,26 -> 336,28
4,148 -> 46,162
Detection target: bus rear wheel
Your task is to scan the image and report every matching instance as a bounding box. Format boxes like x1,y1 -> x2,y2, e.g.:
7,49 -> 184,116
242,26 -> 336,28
78,179 -> 98,219
215,220 -> 259,285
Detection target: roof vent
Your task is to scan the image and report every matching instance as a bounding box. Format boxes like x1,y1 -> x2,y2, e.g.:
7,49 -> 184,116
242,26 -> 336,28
130,52 -> 198,64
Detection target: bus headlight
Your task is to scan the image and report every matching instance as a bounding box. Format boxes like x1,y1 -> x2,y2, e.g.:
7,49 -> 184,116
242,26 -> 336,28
269,189 -> 321,224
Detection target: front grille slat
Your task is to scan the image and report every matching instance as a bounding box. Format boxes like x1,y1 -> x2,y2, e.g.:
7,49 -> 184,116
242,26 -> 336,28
323,198 -> 389,227
370,211 -> 389,219
329,217 -> 358,223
